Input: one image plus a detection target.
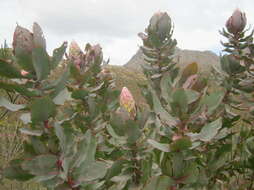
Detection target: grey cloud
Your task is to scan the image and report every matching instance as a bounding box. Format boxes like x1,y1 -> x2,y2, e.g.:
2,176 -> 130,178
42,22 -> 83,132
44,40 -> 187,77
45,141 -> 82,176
19,0 -> 169,37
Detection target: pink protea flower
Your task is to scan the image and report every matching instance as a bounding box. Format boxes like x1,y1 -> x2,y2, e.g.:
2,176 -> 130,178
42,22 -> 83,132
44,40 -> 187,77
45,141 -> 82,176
69,41 -> 83,69
226,9 -> 247,34
119,87 -> 136,119
69,41 -> 82,58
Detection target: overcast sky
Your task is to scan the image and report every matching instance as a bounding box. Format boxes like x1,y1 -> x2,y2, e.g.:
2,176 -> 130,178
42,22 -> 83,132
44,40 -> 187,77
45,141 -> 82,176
0,0 -> 253,65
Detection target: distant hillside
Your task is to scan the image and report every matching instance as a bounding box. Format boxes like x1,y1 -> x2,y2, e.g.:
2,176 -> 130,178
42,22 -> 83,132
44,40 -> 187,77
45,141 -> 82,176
124,48 -> 220,73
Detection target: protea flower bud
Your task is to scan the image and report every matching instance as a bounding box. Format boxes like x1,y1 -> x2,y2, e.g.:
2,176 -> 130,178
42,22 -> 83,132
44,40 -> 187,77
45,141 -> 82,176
69,41 -> 83,69
119,87 -> 136,119
226,9 -> 247,35
69,41 -> 82,58
85,44 -> 103,66
13,25 -> 33,55
92,44 -> 102,58
148,11 -> 172,40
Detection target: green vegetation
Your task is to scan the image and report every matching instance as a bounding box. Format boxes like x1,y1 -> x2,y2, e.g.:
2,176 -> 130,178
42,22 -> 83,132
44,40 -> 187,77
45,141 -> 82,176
0,8 -> 254,190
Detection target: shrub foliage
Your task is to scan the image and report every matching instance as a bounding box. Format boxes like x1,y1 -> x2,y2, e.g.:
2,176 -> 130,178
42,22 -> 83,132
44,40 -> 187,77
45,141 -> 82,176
0,9 -> 254,190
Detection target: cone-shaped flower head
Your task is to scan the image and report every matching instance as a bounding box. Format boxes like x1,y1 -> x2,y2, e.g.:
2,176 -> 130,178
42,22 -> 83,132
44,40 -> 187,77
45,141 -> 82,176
85,44 -> 103,67
69,41 -> 82,58
226,9 -> 247,35
119,87 -> 136,119
69,41 -> 83,69
148,11 -> 172,41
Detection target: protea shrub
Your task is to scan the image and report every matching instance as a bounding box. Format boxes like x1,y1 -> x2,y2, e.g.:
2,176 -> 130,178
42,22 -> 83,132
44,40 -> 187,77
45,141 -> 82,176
0,8 -> 254,190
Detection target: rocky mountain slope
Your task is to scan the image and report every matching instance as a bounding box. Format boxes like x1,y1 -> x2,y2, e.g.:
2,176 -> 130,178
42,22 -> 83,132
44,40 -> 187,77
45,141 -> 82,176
124,48 -> 220,73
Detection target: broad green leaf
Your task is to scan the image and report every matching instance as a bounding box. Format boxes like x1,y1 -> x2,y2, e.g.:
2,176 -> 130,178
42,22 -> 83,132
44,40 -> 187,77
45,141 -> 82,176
171,88 -> 188,116
170,137 -> 192,152
33,22 -> 46,49
72,130 -> 96,169
48,66 -> 70,98
143,175 -> 174,190
21,154 -> 58,176
54,122 -> 75,156
149,85 -> 177,127
71,89 -> 89,99
0,96 -> 25,111
32,23 -> 49,80
208,152 -> 230,172
0,59 -> 24,78
125,120 -> 141,145
110,112 -> 126,136
209,144 -> 231,171
0,81 -> 40,97
69,63 -> 83,82
182,162 -> 199,184
3,159 -> 34,181
51,41 -> 67,69
32,47 -> 50,81
161,155 -> 173,176
76,161 -> 108,182
106,124 -> 127,141
41,176 -> 64,188
30,96 -> 56,122
42,66 -> 69,90
220,55 -> 245,75
30,136 -> 48,154
108,175 -> 131,190
105,160 -> 126,181
141,155 -> 153,183
160,71 -> 173,103
198,118 -> 222,142
196,168 -> 209,186
185,89 -> 200,104
53,88 -> 72,105
147,139 -> 170,152
172,153 -> 184,178
87,96 -> 98,117
202,91 -> 225,115
179,62 -> 198,85
14,48 -> 34,72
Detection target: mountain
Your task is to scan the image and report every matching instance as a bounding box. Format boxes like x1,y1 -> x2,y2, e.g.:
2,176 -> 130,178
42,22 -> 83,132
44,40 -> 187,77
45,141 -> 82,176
124,48 -> 220,73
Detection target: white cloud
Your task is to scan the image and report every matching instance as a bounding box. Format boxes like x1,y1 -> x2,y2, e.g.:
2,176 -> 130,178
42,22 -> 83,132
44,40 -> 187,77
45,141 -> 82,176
1,0 -> 254,65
